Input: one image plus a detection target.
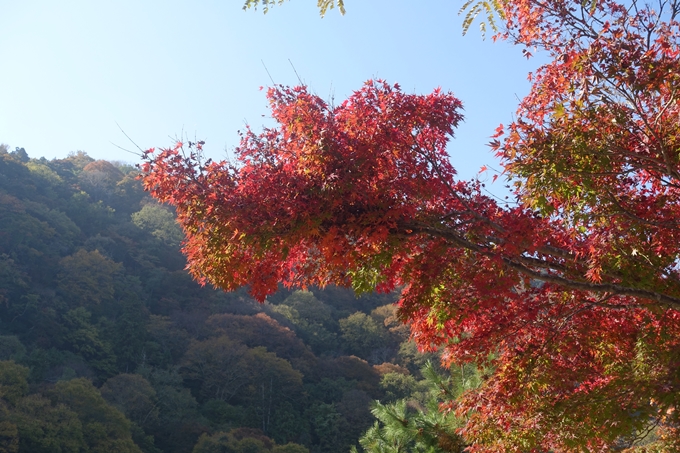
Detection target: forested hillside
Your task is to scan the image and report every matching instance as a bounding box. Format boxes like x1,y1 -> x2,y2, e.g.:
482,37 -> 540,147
0,144 -> 449,453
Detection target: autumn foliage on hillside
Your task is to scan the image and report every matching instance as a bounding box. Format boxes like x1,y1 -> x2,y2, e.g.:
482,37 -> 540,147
142,0 -> 680,450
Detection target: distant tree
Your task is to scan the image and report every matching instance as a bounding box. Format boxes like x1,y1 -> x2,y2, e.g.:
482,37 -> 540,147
180,336 -> 250,402
0,362 -> 28,406
201,398 -> 245,430
320,356 -> 381,398
111,172 -> 147,216
82,160 -> 125,179
110,161 -> 138,175
142,368 -> 202,453
0,339 -> 25,364
64,192 -> 115,236
50,378 -> 143,453
60,307 -> 117,378
65,151 -> 94,171
0,401 -> 19,453
57,249 -> 123,308
379,372 -> 420,403
9,149 -> 28,164
25,161 -> 63,187
0,152 -> 35,202
105,280 -> 149,372
396,342 -> 439,377
336,389 -> 374,450
304,377 -> 353,406
79,160 -> 125,202
271,443 -> 308,453
370,305 -> 409,342
280,291 -> 333,326
266,401 -> 307,446
144,315 -> 191,368
206,313 -> 314,368
191,431 -> 232,453
131,204 -> 184,247
11,394 -> 84,453
240,347 -> 304,434
0,257 -> 37,334
100,374 -> 159,429
304,403 -> 343,453
192,429 -> 276,453
0,200 -> 65,285
268,295 -> 339,356
339,313 -> 389,361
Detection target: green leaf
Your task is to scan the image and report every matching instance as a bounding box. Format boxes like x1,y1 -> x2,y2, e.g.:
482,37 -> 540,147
459,0 -> 505,38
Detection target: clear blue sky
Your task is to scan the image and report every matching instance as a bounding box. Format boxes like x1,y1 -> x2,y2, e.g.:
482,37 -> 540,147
1,0 -> 540,182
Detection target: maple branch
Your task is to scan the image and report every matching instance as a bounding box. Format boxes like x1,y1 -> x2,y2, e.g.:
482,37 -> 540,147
580,293 -> 645,310
603,187 -> 680,228
402,223 -> 680,310
503,259 -> 680,310
408,140 -> 510,237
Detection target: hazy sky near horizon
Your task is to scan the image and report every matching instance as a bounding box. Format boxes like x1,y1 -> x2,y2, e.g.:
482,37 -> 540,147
1,0 -> 541,183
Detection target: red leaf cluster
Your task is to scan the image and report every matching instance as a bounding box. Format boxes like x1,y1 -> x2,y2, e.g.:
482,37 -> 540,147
142,0 -> 680,448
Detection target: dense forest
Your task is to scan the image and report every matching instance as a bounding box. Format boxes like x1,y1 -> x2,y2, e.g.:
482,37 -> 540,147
0,144 -> 460,453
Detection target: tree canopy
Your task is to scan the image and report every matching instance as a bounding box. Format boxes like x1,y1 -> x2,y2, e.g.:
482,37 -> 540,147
142,0 -> 680,450
0,145 -> 413,453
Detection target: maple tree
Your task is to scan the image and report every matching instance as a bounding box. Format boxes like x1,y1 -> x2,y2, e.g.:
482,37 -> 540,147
141,0 -> 680,450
